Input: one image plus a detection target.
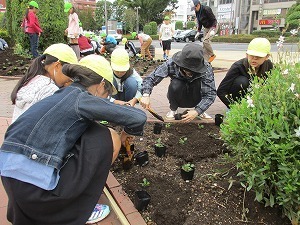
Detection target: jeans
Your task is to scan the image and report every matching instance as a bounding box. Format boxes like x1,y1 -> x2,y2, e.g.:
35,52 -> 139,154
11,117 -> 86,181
113,76 -> 138,101
28,33 -> 39,58
167,78 -> 202,111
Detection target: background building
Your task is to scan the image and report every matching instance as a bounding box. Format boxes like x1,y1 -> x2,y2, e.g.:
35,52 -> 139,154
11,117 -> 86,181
172,0 -> 296,34
0,0 -> 6,13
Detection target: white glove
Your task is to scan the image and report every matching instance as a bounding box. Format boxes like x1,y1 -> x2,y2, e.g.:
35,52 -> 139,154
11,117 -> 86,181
209,29 -> 216,36
195,32 -> 200,40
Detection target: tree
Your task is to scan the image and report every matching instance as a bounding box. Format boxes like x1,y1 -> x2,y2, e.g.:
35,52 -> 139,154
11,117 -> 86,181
186,21 -> 195,29
285,1 -> 300,30
7,0 -> 67,50
120,0 -> 178,25
95,0 -> 114,30
123,8 -> 136,33
175,21 -> 183,30
77,8 -> 97,31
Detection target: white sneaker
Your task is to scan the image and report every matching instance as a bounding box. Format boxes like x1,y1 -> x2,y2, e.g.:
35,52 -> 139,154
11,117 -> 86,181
199,112 -> 213,119
165,110 -> 176,120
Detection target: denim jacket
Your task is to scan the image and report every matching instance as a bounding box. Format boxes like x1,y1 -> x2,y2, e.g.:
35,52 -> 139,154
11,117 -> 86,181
1,83 -> 147,170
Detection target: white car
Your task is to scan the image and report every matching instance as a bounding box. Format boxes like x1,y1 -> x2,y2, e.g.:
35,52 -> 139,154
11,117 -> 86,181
107,30 -> 122,42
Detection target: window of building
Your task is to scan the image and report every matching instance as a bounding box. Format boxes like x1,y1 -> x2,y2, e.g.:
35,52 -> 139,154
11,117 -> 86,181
219,0 -> 233,4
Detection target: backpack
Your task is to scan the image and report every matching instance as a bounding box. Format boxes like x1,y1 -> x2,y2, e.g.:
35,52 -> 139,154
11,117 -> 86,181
21,17 -> 29,33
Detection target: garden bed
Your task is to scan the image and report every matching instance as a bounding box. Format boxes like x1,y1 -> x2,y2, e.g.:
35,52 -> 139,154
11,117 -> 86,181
112,122 -> 291,225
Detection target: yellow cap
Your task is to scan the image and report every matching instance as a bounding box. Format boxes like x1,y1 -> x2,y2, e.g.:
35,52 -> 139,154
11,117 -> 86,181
246,38 -> 271,57
111,48 -> 130,72
43,43 -> 78,64
79,55 -> 117,95
121,37 -> 127,45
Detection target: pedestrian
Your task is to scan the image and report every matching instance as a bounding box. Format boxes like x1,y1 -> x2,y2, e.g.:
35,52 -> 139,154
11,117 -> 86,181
0,54 -> 147,225
0,37 -> 8,51
159,16 -> 174,60
21,1 -> 42,58
78,33 -> 95,57
100,32 -> 117,54
11,43 -> 78,122
122,37 -> 137,57
64,2 -> 81,59
217,37 -> 273,108
110,48 -> 143,106
140,43 -> 216,122
137,32 -> 153,60
192,0 -> 217,63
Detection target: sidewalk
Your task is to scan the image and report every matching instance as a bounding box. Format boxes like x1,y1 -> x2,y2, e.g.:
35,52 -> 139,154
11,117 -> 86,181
0,47 -> 240,224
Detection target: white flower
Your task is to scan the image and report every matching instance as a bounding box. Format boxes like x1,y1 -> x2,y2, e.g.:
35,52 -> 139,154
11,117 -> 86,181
283,69 -> 289,75
246,96 -> 254,108
295,127 -> 300,138
276,41 -> 283,49
295,93 -> 299,98
278,36 -> 285,42
290,29 -> 298,36
288,83 -> 295,92
254,84 -> 260,89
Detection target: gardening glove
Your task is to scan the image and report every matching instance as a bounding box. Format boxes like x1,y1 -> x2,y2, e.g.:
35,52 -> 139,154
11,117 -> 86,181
181,110 -> 198,123
139,96 -> 151,110
195,32 -> 201,40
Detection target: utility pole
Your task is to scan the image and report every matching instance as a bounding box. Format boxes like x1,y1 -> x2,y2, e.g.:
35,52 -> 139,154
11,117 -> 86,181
105,0 -> 108,34
136,7 -> 141,33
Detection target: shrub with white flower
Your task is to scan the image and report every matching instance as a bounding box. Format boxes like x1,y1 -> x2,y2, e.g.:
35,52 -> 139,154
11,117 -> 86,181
220,63 -> 300,224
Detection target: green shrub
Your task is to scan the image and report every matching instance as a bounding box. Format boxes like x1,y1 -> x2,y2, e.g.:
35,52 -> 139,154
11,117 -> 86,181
186,21 -> 195,29
149,21 -> 157,35
220,63 -> 300,224
143,24 -> 152,35
252,30 -> 281,38
150,34 -> 159,40
175,21 -> 183,30
213,34 -> 281,43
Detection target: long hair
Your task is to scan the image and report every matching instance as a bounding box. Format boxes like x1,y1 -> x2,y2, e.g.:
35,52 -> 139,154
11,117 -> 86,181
62,64 -> 113,95
25,6 -> 35,20
11,55 -> 65,104
243,57 -> 272,78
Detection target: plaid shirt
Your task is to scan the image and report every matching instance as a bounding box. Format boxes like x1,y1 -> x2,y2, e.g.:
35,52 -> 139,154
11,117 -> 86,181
142,58 -> 216,114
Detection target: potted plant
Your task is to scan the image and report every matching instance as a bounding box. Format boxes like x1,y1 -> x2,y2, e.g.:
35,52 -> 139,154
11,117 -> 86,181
135,151 -> 149,167
154,138 -> 166,157
153,122 -> 163,134
134,190 -> 151,211
180,162 -> 195,181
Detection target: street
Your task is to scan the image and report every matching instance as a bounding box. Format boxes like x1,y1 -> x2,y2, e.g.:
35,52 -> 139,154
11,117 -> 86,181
131,40 -> 298,52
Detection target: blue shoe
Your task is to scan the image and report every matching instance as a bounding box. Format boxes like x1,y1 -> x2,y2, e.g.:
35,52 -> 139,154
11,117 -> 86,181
86,204 -> 110,224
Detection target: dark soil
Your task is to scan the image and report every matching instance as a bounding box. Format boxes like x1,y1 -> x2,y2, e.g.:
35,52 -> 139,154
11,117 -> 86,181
112,122 -> 291,225
0,48 -> 31,77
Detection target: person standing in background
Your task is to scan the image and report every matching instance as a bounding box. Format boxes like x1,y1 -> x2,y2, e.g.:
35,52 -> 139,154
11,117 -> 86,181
21,1 -> 42,59
137,32 -> 153,60
192,0 -> 217,63
64,2 -> 81,59
159,16 -> 174,60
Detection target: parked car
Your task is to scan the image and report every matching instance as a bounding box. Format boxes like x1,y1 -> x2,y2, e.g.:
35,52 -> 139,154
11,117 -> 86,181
174,29 -> 204,42
100,30 -> 123,43
172,30 -> 183,42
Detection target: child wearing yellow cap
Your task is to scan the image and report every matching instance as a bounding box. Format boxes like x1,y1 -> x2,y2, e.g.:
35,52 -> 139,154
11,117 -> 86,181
11,43 -> 78,122
217,37 -> 273,108
1,55 -> 147,224
110,48 -> 143,106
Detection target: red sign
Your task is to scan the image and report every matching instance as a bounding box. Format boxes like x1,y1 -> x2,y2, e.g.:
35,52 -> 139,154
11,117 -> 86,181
259,19 -> 281,25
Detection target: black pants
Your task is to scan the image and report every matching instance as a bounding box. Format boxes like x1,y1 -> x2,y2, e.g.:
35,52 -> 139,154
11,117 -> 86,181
220,76 -> 250,108
105,43 -> 116,54
1,122 -> 113,225
167,78 -> 202,111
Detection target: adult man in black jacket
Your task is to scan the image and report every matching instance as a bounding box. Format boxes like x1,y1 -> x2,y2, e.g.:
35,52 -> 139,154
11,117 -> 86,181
192,0 -> 217,63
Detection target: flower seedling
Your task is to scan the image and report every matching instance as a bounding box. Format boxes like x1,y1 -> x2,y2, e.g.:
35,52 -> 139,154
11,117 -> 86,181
181,163 -> 195,172
140,178 -> 150,187
99,120 -> 108,125
165,123 -> 171,128
179,137 -> 187,145
198,124 -> 204,129
155,138 -> 164,147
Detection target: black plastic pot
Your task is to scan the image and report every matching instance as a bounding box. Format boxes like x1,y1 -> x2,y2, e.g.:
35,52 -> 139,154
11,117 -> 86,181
134,190 -> 151,211
180,168 -> 195,181
135,151 -> 149,167
174,110 -> 188,120
153,123 -> 163,134
215,114 -> 224,126
154,145 -> 166,157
